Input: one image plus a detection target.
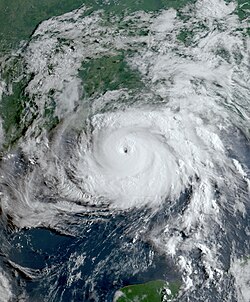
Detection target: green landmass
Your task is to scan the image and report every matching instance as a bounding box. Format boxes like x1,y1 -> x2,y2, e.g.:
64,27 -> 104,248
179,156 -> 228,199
114,280 -> 181,302
236,0 -> 250,20
0,0 -> 248,147
0,0 -> 86,54
0,55 -> 59,147
78,54 -> 142,98
177,22 -> 208,45
0,56 -> 36,147
0,0 -> 248,54
0,81 -> 29,146
0,0 -> 201,54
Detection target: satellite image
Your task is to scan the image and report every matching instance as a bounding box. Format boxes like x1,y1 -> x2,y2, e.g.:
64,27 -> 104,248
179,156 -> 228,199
0,0 -> 249,301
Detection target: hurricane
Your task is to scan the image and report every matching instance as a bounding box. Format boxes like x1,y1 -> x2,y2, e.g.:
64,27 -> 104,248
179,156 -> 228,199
0,0 -> 249,301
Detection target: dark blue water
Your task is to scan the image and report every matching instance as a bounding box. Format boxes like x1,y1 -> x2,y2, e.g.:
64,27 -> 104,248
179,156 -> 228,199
3,210 -> 180,302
